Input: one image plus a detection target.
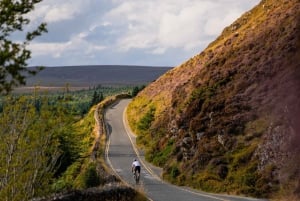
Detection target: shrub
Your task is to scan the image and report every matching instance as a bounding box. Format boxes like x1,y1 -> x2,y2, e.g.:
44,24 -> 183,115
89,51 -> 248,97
171,166 -> 180,179
151,141 -> 173,166
74,162 -> 100,189
82,163 -> 100,188
137,106 -> 155,131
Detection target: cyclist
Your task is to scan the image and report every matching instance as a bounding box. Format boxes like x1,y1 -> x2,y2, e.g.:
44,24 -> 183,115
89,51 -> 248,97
132,159 -> 141,178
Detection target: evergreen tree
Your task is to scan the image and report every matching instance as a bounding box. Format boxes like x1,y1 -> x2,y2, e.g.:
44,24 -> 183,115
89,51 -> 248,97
90,91 -> 103,106
132,86 -> 140,97
0,0 -> 47,94
132,85 -> 145,97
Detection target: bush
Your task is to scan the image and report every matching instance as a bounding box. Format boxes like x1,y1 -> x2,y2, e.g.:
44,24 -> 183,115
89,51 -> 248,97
137,106 -> 155,131
82,163 -> 100,188
171,166 -> 180,179
151,142 -> 173,166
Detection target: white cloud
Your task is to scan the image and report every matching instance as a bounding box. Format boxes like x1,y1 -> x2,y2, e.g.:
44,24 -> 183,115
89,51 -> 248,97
25,0 -> 261,66
29,42 -> 67,58
78,32 -> 88,39
150,47 -> 167,55
29,0 -> 91,24
44,5 -> 77,23
157,2 -> 210,50
29,32 -> 106,59
102,0 -> 259,54
203,8 -> 244,36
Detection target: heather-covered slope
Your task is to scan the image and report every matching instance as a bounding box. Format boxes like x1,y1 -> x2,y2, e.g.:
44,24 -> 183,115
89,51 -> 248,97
127,0 -> 300,199
25,65 -> 171,87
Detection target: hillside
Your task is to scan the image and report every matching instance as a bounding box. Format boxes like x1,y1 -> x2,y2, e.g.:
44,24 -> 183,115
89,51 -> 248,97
127,0 -> 300,199
25,65 -> 171,87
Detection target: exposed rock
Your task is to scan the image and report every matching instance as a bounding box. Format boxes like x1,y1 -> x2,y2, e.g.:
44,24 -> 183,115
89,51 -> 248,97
255,123 -> 294,171
196,132 -> 205,141
217,134 -> 225,146
182,137 -> 193,146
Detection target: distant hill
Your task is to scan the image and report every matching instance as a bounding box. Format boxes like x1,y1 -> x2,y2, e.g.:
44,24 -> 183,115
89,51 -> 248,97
25,65 -> 172,87
127,0 -> 300,199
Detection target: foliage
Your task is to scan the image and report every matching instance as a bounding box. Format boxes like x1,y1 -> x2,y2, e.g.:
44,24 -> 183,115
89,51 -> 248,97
76,162 -> 101,189
52,102 -> 100,191
7,85 -> 133,117
0,0 -> 47,94
90,90 -> 104,107
137,106 -> 155,132
147,139 -> 174,166
170,165 -> 180,179
162,162 -> 181,185
0,96 -> 71,200
0,85 -> 139,199
52,161 -> 82,192
131,85 -> 145,97
136,106 -> 155,150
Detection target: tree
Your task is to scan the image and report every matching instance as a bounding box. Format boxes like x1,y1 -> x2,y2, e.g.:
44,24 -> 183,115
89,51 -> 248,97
0,0 -> 47,94
90,91 -> 103,106
131,85 -> 145,97
132,86 -> 140,97
0,96 -> 69,200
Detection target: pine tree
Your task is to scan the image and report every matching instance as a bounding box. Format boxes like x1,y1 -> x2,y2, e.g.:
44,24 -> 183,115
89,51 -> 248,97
90,91 -> 104,106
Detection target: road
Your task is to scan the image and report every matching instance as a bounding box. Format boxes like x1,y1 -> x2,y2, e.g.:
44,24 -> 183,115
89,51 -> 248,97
104,99 -> 267,201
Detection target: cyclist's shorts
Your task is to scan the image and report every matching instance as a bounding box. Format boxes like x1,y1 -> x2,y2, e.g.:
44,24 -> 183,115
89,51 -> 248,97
135,166 -> 141,174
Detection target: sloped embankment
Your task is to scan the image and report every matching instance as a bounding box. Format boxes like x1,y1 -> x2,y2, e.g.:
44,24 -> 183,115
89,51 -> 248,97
127,0 -> 300,199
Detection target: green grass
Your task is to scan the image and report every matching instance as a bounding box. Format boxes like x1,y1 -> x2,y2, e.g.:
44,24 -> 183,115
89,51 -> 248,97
148,140 -> 174,166
137,106 -> 155,131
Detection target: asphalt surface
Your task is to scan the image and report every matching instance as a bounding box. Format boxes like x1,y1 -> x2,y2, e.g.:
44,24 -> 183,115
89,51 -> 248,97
104,99 -> 267,201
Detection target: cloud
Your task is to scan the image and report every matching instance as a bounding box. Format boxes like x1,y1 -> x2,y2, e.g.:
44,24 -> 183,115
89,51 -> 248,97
157,2 -> 210,50
102,0 -> 259,54
203,7 -> 245,36
29,0 -> 91,24
25,0 -> 260,66
29,32 -> 106,59
44,5 -> 79,23
150,47 -> 167,55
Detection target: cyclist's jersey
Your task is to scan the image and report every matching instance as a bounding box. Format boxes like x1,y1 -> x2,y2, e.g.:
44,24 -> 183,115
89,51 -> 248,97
132,160 -> 141,167
132,161 -> 141,174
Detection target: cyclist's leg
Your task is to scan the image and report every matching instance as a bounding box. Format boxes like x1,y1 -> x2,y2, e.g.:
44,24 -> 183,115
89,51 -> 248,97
133,170 -> 138,183
136,166 -> 140,181
133,167 -> 137,180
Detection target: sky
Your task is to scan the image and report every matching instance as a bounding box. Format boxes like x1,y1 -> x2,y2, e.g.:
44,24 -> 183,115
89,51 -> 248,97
22,0 -> 261,67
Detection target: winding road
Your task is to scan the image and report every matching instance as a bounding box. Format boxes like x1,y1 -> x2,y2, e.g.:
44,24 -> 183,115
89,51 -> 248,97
104,99 -> 267,201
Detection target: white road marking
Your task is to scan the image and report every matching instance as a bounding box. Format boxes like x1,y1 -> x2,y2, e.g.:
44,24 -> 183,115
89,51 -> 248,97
115,168 -> 123,173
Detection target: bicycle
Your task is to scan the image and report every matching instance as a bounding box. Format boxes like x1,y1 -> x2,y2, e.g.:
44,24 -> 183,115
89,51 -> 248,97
133,169 -> 140,184
132,159 -> 141,184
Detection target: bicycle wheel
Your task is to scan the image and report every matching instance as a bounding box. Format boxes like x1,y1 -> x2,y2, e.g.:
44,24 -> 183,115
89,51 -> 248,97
134,171 -> 140,184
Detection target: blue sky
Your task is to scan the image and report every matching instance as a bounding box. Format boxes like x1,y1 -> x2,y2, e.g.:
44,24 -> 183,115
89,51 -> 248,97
23,0 -> 260,67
